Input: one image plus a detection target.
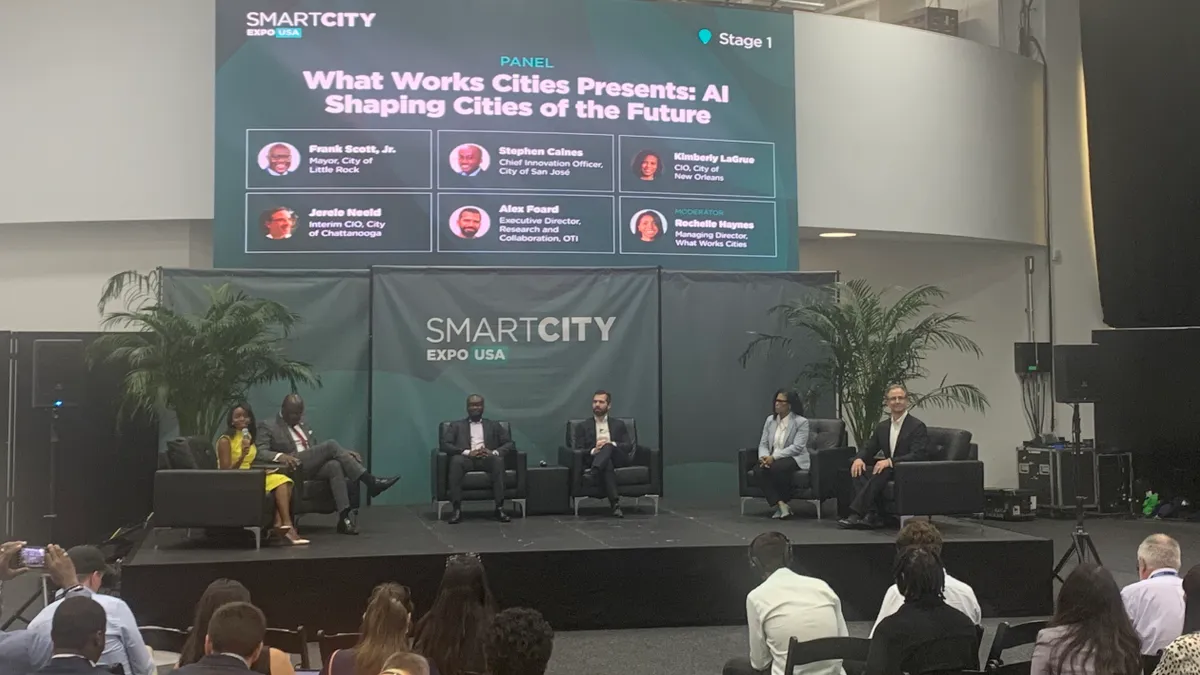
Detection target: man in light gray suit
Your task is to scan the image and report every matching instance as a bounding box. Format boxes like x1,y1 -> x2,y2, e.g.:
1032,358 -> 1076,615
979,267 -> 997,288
257,394 -> 398,535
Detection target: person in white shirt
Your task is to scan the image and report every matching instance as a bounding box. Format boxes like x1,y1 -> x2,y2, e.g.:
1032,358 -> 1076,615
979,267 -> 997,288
724,532 -> 849,675
439,394 -> 516,524
28,546 -> 155,675
870,520 -> 981,637
753,389 -> 811,520
1122,533 -> 1185,654
572,390 -> 634,518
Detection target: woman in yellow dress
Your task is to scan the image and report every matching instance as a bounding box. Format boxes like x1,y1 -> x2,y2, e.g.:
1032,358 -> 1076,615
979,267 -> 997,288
216,402 -> 308,545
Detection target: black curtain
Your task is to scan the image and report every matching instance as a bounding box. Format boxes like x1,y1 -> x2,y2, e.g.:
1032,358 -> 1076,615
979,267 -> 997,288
1079,0 -> 1200,328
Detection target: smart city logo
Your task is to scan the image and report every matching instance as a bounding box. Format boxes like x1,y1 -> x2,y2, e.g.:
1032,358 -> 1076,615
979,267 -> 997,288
245,12 -> 376,38
424,316 -> 616,363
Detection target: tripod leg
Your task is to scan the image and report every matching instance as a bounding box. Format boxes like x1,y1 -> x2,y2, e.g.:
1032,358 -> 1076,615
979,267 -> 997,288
1084,534 -> 1102,567
1053,540 -> 1079,581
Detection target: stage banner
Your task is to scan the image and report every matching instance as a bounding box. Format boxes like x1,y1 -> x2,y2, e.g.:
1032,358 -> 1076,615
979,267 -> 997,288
160,270 -> 371,457
214,0 -> 798,271
660,271 -> 836,502
370,267 -> 659,505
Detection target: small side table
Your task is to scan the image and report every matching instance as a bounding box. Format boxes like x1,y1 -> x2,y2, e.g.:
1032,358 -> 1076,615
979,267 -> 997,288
526,465 -> 570,515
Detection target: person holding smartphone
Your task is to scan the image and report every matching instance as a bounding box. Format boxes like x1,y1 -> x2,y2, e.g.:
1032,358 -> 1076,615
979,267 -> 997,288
0,542 -> 88,672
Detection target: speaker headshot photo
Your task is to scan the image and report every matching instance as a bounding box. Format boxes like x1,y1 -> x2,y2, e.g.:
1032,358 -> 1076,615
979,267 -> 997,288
629,209 -> 667,243
258,142 -> 301,176
260,206 -> 300,240
631,149 -> 663,182
449,206 -> 491,239
450,143 -> 490,177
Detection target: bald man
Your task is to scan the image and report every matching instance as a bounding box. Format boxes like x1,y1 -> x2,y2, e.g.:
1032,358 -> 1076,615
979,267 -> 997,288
264,144 -> 295,176
456,145 -> 485,176
257,394 -> 398,535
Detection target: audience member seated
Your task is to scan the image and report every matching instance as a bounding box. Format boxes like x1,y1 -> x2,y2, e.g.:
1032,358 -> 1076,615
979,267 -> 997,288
572,390 -> 634,518
839,385 -> 929,531
381,653 -> 431,675
175,602 -> 268,675
1152,564 -> 1200,675
216,402 -> 308,546
751,389 -> 810,520
485,608 -> 554,675
325,583 -> 425,675
179,579 -> 295,675
414,553 -> 495,675
28,546 -> 154,675
258,394 -> 399,535
440,394 -> 515,524
1123,534 -> 1185,655
0,543 -> 85,673
870,520 -> 980,637
866,548 -> 977,675
723,532 -> 849,675
32,596 -> 111,675
1031,563 -> 1142,675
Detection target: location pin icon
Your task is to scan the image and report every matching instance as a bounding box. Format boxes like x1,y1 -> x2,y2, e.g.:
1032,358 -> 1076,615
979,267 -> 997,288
698,28 -> 713,45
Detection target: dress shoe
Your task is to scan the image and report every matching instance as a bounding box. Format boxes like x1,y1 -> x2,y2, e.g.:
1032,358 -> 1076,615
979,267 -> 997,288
863,512 -> 884,529
337,513 -> 360,535
495,508 -> 511,523
611,505 -> 624,518
837,513 -> 863,530
582,468 -> 598,482
368,475 -> 400,498
448,509 -> 463,525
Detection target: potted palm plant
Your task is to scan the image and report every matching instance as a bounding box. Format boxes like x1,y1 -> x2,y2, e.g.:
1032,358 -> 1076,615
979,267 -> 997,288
89,269 -> 320,439
741,279 -> 988,446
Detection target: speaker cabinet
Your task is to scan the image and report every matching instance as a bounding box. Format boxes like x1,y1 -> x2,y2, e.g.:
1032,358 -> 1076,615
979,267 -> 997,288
1054,344 -> 1101,403
31,339 -> 85,408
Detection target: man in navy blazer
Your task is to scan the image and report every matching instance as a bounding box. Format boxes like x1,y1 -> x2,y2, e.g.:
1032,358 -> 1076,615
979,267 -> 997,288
573,390 -> 634,518
838,384 -> 929,530
32,597 -> 110,675
174,602 -> 266,675
440,394 -> 515,524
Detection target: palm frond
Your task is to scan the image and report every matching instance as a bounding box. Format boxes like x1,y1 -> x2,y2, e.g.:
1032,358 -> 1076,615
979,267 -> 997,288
98,269 -> 162,315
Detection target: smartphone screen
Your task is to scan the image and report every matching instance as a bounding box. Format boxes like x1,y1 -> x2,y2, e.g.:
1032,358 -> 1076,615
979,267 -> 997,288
19,546 -> 46,568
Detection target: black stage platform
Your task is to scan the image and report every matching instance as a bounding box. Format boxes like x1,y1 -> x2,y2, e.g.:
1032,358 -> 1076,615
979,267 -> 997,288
123,504 -> 1053,632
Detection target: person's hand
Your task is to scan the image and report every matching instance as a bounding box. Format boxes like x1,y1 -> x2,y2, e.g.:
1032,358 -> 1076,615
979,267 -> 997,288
471,448 -> 489,458
761,455 -> 774,467
348,450 -> 362,463
278,454 -> 300,469
873,458 -> 893,475
850,458 -> 866,478
44,545 -> 78,589
0,541 -> 28,581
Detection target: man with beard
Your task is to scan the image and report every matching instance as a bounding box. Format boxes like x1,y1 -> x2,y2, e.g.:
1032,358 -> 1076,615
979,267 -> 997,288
572,390 -> 633,518
440,394 -> 514,524
456,144 -> 485,176
455,207 -> 484,239
263,143 -> 296,176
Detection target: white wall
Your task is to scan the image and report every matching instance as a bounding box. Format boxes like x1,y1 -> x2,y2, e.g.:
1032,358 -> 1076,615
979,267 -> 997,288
795,12 -> 1046,245
0,221 -> 212,331
802,237 -> 1047,488
0,0 -> 214,224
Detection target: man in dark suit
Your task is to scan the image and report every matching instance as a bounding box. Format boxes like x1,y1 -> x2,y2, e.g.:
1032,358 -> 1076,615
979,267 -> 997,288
838,384 -> 929,530
257,394 -> 398,535
572,390 -> 634,518
32,596 -> 110,675
174,602 -> 266,675
440,394 -> 514,524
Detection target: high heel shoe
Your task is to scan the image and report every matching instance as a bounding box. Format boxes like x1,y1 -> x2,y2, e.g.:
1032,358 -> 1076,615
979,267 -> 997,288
285,530 -> 310,546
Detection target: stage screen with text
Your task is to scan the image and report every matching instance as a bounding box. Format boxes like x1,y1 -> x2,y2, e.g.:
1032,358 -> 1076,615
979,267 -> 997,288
215,0 -> 798,270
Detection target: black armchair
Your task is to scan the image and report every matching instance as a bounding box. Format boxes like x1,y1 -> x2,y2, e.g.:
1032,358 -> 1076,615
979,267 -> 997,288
557,418 -> 662,515
430,421 -> 527,519
286,465 -> 361,523
153,436 -> 274,549
738,419 -> 856,518
882,427 -> 985,518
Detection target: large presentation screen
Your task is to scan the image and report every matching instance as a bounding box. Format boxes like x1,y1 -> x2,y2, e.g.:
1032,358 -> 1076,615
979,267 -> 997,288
214,0 -> 797,270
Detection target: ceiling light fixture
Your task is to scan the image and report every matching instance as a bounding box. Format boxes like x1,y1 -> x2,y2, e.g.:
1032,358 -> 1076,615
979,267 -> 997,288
818,232 -> 858,238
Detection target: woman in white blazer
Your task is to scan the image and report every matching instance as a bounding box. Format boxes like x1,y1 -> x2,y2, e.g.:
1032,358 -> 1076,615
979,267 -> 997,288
753,389 -> 810,519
